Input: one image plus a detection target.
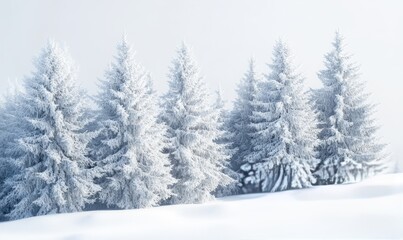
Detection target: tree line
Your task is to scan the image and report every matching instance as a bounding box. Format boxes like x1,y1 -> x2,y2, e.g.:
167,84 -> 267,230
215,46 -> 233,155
0,32 -> 386,221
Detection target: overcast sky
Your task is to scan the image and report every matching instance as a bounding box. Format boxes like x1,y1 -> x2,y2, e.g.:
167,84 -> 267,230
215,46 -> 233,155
0,0 -> 402,169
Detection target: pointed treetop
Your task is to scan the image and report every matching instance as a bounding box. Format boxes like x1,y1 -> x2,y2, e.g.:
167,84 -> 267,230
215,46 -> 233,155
170,41 -> 200,84
112,35 -> 141,79
41,39 -> 71,61
33,39 -> 75,84
45,38 -> 56,50
273,39 -> 288,54
319,31 -> 357,85
333,30 -> 344,52
177,41 -> 194,61
273,39 -> 291,62
270,39 -> 295,81
215,83 -> 225,109
118,34 -> 132,57
122,30 -> 128,42
243,57 -> 258,80
41,39 -> 64,60
217,82 -> 223,99
121,33 -> 128,46
180,40 -> 190,51
248,57 -> 256,73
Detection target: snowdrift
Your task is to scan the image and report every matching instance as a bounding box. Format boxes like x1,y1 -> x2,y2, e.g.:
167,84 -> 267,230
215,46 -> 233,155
0,173 -> 402,239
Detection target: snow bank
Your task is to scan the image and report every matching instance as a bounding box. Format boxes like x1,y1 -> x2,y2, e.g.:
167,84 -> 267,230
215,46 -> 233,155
0,173 -> 402,239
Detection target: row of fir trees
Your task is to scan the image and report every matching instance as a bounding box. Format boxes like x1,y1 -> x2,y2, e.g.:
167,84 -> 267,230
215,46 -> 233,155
0,33 -> 386,220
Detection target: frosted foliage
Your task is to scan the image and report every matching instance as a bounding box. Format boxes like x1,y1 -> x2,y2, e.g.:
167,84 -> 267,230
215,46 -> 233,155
0,91 -> 25,216
213,89 -> 237,197
313,32 -> 386,184
161,43 -> 232,204
0,41 -> 100,220
92,38 -> 175,209
227,59 -> 260,174
240,41 -> 318,193
0,91 -> 23,179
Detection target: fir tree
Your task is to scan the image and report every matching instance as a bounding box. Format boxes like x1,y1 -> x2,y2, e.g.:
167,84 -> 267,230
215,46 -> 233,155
312,32 -> 386,184
213,87 -> 237,197
0,91 -> 21,185
0,41 -> 100,220
0,89 -> 25,217
227,59 -> 260,174
241,41 -> 318,193
161,43 -> 232,204
91,37 -> 175,209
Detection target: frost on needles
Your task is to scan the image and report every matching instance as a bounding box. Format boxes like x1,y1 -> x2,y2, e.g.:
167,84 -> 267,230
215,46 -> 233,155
161,43 -> 233,204
240,41 -> 319,193
0,33 -> 390,221
213,87 -> 238,197
90,37 -> 175,209
0,87 -> 25,217
0,41 -> 100,220
227,59 -> 260,175
312,32 -> 386,184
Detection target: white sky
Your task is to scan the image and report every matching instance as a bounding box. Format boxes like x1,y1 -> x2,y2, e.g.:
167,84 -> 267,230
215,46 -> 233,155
0,0 -> 402,169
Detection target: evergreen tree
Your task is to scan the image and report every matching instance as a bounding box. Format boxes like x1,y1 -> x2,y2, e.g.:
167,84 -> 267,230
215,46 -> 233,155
91,37 -> 175,209
0,89 -> 25,218
0,91 -> 20,185
241,41 -> 318,193
312,32 -> 386,184
161,43 -> 232,204
0,41 -> 100,220
213,88 -> 237,197
227,59 -> 259,173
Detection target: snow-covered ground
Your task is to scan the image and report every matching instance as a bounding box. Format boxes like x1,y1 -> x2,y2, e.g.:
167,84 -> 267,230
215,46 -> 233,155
0,173 -> 402,240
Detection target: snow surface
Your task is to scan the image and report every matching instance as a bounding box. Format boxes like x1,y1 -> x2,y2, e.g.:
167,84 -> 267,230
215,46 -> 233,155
0,173 -> 402,239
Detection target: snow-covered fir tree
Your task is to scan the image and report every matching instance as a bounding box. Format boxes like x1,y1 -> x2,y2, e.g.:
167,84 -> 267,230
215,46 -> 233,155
161,43 -> 233,204
0,88 -> 25,218
312,32 -> 386,184
0,41 -> 100,220
227,59 -> 259,174
0,91 -> 20,185
90,37 -> 175,209
213,87 -> 237,197
240,41 -> 318,193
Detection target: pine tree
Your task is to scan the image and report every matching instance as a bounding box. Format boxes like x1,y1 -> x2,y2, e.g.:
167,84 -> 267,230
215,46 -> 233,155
0,92 -> 19,186
0,89 -> 25,218
91,37 -> 175,209
213,88 -> 237,197
312,32 -> 386,184
161,43 -> 232,204
241,41 -> 318,193
0,40 -> 100,220
227,59 -> 259,174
